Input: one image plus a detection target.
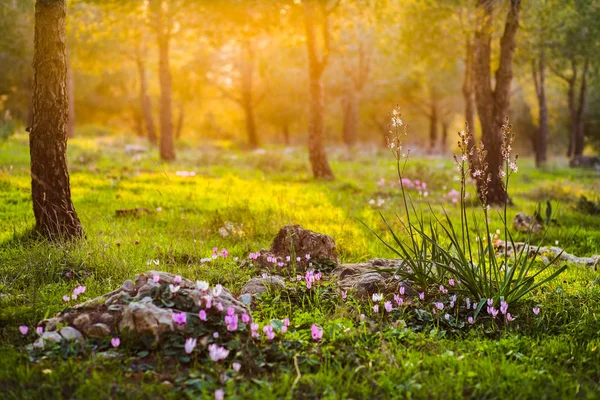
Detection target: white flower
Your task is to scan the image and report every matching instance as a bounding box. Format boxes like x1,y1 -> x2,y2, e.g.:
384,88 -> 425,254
212,284 -> 223,297
372,293 -> 383,302
184,338 -> 197,354
169,284 -> 180,294
196,280 -> 209,291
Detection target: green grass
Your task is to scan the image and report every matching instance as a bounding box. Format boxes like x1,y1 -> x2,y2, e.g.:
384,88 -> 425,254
0,133 -> 599,399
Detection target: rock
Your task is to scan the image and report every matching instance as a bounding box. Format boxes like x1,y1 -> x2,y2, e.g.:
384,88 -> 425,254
122,279 -> 134,292
41,331 -> 63,344
119,301 -> 175,338
124,144 -> 148,154
86,323 -> 111,338
98,313 -> 114,326
333,259 -> 415,299
60,326 -> 84,342
32,338 -> 46,350
43,317 -> 61,332
495,240 -> 600,268
95,350 -> 121,360
513,213 -> 543,234
73,314 -> 92,332
239,294 -> 253,305
240,276 -> 286,295
257,225 -> 338,271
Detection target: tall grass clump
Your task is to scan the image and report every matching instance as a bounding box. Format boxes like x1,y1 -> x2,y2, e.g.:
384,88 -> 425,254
366,107 -> 566,310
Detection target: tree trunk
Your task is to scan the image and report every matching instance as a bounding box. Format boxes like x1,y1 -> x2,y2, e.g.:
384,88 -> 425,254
30,0 -> 83,239
175,102 -> 184,139
66,51 -> 75,138
152,0 -> 175,161
441,121 -> 449,153
304,1 -> 334,180
428,101 -> 438,152
136,56 -> 157,145
532,53 -> 548,167
342,87 -> 358,148
282,123 -> 290,145
241,40 -> 259,148
573,60 -> 589,157
462,36 -> 478,170
473,0 -> 520,206
132,106 -> 144,137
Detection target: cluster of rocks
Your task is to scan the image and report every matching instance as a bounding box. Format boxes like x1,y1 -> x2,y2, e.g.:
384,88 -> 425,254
495,240 -> 600,268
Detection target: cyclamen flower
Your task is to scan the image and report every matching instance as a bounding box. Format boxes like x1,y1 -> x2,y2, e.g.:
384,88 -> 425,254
448,279 -> 455,287
311,324 -> 323,341
341,290 -> 347,301
263,325 -> 275,340
225,314 -> 238,331
500,301 -> 508,315
283,318 -> 290,327
36,326 -> 43,335
506,313 -> 516,322
242,313 -> 251,324
281,325 -> 288,334
184,338 -> 197,354
250,323 -> 260,338
487,307 -> 499,318
196,280 -> 209,291
220,249 -> 229,258
208,344 -> 229,362
487,298 -> 493,307
533,307 -> 540,316
372,293 -> 383,302
466,298 -> 471,310
435,302 -> 444,311
444,314 -> 450,321
204,295 -> 213,309
111,338 -> 120,348
73,285 -> 86,295
305,254 -> 311,260
174,275 -> 182,284
394,294 -> 403,306
216,302 -> 224,312
215,389 -> 224,400
399,286 -> 405,295
19,326 -> 28,335
213,332 -> 219,338
212,284 -> 223,297
232,362 -> 241,372
153,275 -> 160,284
384,301 -> 393,313
169,284 -> 180,294
468,316 -> 474,324
63,295 -> 70,302
199,310 -> 207,321
172,312 -> 187,326
439,285 -> 448,294
373,304 -> 379,313
419,292 -> 425,301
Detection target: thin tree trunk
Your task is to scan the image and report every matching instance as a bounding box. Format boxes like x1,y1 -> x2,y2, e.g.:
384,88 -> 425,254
282,123 -> 290,145
441,121 -> 449,153
136,55 -> 157,145
175,102 -> 184,139
566,68 -> 577,158
241,40 -> 259,148
304,1 -> 334,180
66,51 -> 75,138
30,0 -> 83,239
573,59 -> 589,157
428,101 -> 438,152
152,0 -> 175,161
463,36 -> 478,170
133,106 -> 144,137
342,87 -> 358,148
532,53 -> 548,167
473,0 -> 520,206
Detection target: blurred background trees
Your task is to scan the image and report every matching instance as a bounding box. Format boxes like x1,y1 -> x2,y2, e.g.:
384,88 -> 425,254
1,0 -> 599,164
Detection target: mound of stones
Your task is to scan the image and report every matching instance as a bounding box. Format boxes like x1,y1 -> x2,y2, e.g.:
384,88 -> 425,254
33,271 -> 249,350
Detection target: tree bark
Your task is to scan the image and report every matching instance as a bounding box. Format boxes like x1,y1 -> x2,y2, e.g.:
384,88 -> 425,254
282,123 -> 290,145
152,0 -> 175,161
30,0 -> 83,239
66,51 -> 75,138
428,100 -> 438,152
462,36 -> 478,170
136,54 -> 157,145
532,53 -> 548,167
175,102 -> 184,140
241,39 -> 259,148
342,87 -> 358,148
304,1 -> 334,180
573,59 -> 589,157
441,121 -> 449,153
473,0 -> 520,206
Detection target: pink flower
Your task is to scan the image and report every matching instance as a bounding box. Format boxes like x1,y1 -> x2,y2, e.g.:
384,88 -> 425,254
209,344 -> 229,362
225,314 -> 238,331
216,302 -> 224,312
213,332 -> 219,338
204,295 -> 213,309
36,326 -> 43,335
500,301 -> 508,315
305,254 -> 311,260
533,307 -> 540,316
73,285 -> 86,295
241,313 -> 250,324
296,257 -> 301,262
506,313 -> 516,322
220,249 -> 229,258
468,316 -> 474,324
215,389 -> 224,400
172,312 -> 187,326
394,294 -> 403,306
174,275 -> 182,284
466,298 -> 471,310
399,286 -> 405,295
153,274 -> 160,283
199,310 -> 207,321
63,295 -> 70,302
373,305 -> 379,313
232,362 -> 241,372
286,256 -> 291,262
283,318 -> 290,327
419,292 -> 425,300
263,325 -> 275,340
111,338 -> 120,348
341,290 -> 347,301
184,338 -> 197,354
448,279 -> 455,287
435,302 -> 444,311
19,326 -> 28,336
384,301 -> 393,313
227,307 -> 235,316
439,285 -> 448,294
311,324 -> 323,341
487,298 -> 493,306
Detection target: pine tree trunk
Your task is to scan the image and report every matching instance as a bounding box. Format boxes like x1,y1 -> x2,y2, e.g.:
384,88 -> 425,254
66,51 -> 75,138
473,0 -> 520,206
573,60 -> 589,157
304,1 -> 334,180
342,87 -> 358,148
153,0 -> 175,161
136,56 -> 157,145
241,40 -> 259,148
463,37 -> 478,170
30,0 -> 83,239
567,78 -> 576,158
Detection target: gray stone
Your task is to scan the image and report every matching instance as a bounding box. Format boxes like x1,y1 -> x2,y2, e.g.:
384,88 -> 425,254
334,259 -> 415,299
119,301 -> 175,338
86,323 -> 111,338
60,326 -> 83,342
32,337 -> 46,350
239,293 -> 253,305
73,314 -> 92,332
122,279 -> 134,292
41,331 -> 63,344
240,276 -> 286,295
513,212 -> 543,234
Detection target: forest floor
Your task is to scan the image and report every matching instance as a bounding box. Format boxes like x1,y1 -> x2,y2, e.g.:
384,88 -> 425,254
1,133 -> 600,399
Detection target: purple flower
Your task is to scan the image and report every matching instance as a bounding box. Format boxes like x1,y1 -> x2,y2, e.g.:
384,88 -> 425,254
172,312 -> 187,326
199,310 -> 207,321
468,316 -> 474,324
373,304 -> 379,313
241,313 -> 250,324
435,302 -> 444,311
466,298 -> 471,310
384,301 -> 393,313
19,326 -> 28,336
419,292 -> 425,301
305,254 -> 311,260
263,325 -> 275,340
208,344 -> 229,362
448,279 -> 455,287
500,301 -> 508,315
36,326 -> 43,335
111,338 -> 120,348
153,274 -> 160,284
216,302 -> 224,312
341,290 -> 347,301
225,314 -> 238,331
220,249 -> 229,258
184,338 -> 197,354
232,362 -> 241,372
215,389 -> 224,400
394,294 -> 403,306
533,307 -> 540,316
311,324 -> 323,341
399,286 -> 405,295
439,285 -> 448,294
506,313 -> 516,322
63,295 -> 70,302
487,298 -> 493,307
283,318 -> 290,327
227,307 -> 235,316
